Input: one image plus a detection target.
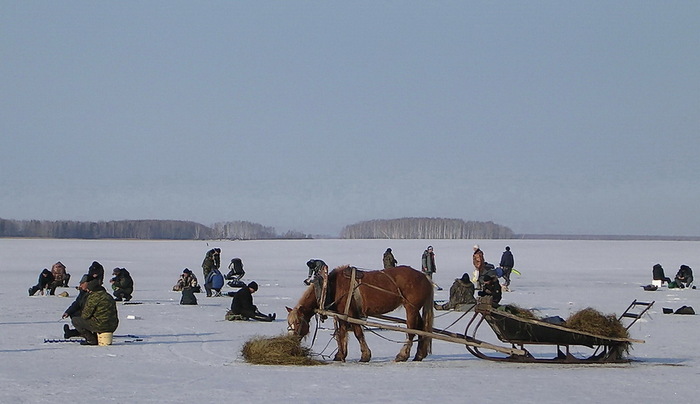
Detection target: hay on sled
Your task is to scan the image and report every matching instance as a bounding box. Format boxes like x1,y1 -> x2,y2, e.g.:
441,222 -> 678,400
241,334 -> 326,366
502,304 -> 538,320
565,308 -> 630,339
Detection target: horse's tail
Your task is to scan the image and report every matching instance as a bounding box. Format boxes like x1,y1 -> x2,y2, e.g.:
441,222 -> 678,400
422,280 -> 434,354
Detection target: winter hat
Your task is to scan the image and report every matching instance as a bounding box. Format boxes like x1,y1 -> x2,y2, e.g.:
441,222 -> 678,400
112,267 -> 121,275
248,281 -> 259,291
183,268 -> 191,274
459,273 -> 472,283
473,245 -> 480,250
86,279 -> 101,292
79,274 -> 90,284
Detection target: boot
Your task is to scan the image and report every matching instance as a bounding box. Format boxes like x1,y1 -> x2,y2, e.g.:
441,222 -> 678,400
80,332 -> 98,346
64,324 -> 81,339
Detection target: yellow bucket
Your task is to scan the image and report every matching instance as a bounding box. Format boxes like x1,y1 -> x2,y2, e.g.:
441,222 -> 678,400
97,332 -> 113,346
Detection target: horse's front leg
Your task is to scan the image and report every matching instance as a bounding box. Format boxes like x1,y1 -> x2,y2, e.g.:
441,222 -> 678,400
351,323 -> 372,362
394,332 -> 414,362
333,320 -> 348,362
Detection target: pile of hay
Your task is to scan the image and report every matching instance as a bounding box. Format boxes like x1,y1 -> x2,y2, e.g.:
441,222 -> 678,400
241,334 -> 326,366
503,304 -> 538,320
565,308 -> 629,339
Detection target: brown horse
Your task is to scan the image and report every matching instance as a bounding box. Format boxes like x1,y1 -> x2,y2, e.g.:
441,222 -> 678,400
286,265 -> 434,362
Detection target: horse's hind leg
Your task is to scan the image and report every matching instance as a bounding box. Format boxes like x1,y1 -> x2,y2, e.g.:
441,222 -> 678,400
333,320 -> 349,362
401,307 -> 428,362
351,324 -> 372,362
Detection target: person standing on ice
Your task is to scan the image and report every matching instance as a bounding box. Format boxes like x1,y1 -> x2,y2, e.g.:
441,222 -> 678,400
499,246 -> 514,292
421,246 -> 436,278
472,245 -> 486,288
383,248 -> 398,269
201,248 -> 221,281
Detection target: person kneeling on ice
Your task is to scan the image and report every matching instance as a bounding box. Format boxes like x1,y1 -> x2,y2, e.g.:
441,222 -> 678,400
226,281 -> 275,321
477,275 -> 502,308
436,273 -> 476,311
674,265 -> 694,289
28,268 -> 54,296
71,279 -> 119,345
110,267 -> 134,302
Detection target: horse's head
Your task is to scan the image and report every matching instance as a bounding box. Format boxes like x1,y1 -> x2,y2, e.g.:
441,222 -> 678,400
286,306 -> 311,337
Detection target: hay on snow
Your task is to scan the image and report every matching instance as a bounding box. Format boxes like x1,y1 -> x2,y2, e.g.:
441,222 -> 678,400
241,334 -> 326,366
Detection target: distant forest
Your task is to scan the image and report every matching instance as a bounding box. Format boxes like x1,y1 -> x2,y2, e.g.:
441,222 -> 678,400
0,217 -> 514,240
340,218 -> 514,239
0,218 -> 311,240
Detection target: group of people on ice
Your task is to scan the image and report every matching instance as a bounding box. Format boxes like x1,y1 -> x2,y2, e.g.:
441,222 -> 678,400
652,263 -> 694,289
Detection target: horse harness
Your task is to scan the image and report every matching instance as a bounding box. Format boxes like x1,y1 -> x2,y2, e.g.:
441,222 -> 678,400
336,266 -> 417,317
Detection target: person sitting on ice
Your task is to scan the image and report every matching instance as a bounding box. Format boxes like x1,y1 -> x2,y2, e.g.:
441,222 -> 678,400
674,265 -> 694,289
72,279 -> 119,345
28,268 -> 54,296
225,258 -> 246,287
436,273 -> 476,311
173,268 -> 200,292
62,274 -> 91,338
652,264 -> 672,285
477,275 -> 502,307
204,267 -> 224,297
226,281 -> 275,321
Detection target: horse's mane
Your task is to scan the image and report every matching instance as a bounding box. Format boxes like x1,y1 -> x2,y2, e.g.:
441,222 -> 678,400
296,285 -> 318,309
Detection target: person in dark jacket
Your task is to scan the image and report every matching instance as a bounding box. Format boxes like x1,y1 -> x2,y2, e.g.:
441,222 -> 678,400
225,258 -> 245,280
674,265 -> 694,288
228,281 -> 275,321
478,275 -> 502,307
72,279 -> 119,345
652,264 -> 671,284
304,259 -> 327,285
62,274 -> 91,338
499,246 -> 514,291
88,261 -> 105,284
201,248 -> 221,280
436,273 -> 476,311
110,267 -> 134,301
383,248 -> 398,269
29,268 -> 54,296
421,246 -> 436,278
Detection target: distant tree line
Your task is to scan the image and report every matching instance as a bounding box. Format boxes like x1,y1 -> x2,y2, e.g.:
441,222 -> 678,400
0,218 -> 312,240
340,218 -> 514,239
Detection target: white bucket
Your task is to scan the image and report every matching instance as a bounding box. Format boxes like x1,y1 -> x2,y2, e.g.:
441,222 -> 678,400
97,332 -> 113,346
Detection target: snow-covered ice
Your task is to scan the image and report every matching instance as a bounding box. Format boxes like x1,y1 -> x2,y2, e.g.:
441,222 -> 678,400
1,238 -> 698,403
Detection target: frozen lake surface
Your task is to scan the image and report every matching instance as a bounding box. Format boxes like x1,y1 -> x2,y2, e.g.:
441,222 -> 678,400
1,238 -> 698,403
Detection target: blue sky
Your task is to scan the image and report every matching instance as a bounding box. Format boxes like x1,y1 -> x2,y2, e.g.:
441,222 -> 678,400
1,1 -> 698,236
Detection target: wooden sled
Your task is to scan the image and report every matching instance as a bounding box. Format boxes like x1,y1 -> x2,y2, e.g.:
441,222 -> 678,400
464,298 -> 649,363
